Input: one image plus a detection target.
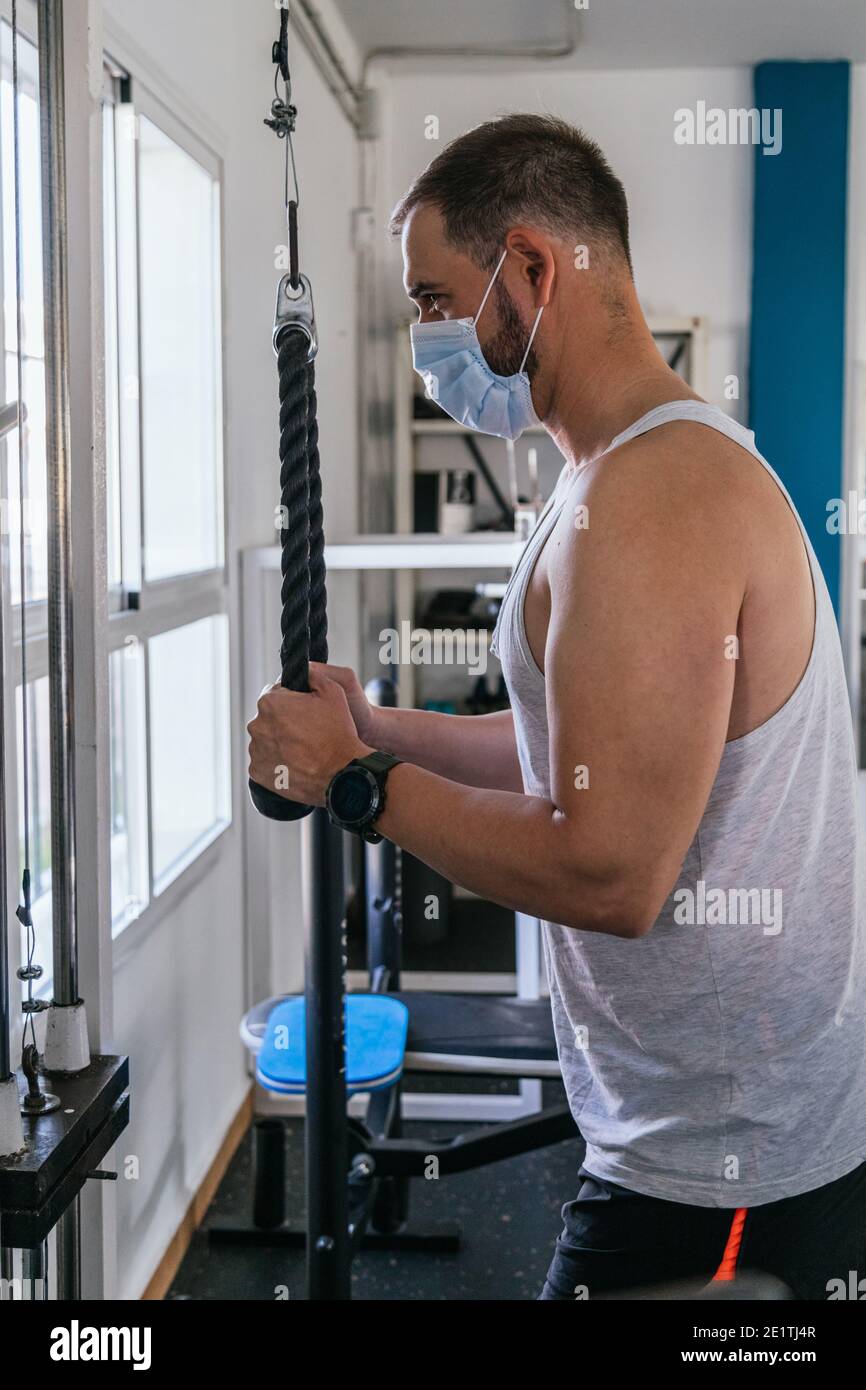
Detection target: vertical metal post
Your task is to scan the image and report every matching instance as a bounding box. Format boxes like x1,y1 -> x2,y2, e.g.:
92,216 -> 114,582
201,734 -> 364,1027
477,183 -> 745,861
303,807 -> 350,1299
0,409 -> 20,1095
364,679 -> 401,991
36,0 -> 86,1302
55,1199 -> 80,1299
22,1241 -> 48,1299
0,543 -> 16,1202
366,836 -> 401,989
0,575 -> 9,1082
251,1119 -> 286,1231
37,0 -> 78,1008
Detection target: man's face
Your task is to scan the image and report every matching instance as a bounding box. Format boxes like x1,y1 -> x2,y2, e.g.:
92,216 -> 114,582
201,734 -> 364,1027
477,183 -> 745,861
402,203 -> 539,378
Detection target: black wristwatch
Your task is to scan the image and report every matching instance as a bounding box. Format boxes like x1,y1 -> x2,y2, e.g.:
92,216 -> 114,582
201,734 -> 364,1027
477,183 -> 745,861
325,751 -> 403,843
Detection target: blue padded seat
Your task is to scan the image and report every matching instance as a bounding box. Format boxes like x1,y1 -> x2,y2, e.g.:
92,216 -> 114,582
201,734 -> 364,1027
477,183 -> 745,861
256,993 -> 409,1096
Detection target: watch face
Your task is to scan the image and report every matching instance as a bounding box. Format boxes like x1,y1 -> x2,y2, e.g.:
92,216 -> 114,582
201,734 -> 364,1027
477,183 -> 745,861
330,767 -> 378,827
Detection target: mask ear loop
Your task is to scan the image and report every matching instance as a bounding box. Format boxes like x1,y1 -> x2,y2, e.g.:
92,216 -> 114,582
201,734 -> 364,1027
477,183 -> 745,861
519,305 -> 545,374
473,248 -> 508,327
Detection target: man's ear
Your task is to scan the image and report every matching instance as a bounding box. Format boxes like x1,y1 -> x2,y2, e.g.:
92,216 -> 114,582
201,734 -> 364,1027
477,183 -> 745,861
505,227 -> 556,305
526,254 -> 546,288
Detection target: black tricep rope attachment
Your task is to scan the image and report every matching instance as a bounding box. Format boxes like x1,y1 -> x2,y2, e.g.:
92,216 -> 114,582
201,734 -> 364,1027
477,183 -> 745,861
249,274 -> 325,822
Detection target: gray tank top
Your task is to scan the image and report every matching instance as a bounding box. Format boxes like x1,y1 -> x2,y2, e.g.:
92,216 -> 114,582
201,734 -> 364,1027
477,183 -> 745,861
492,401 -> 866,1207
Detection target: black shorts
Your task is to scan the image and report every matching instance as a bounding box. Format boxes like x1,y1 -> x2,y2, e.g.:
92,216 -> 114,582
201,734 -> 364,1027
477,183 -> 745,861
540,1158 -> 866,1300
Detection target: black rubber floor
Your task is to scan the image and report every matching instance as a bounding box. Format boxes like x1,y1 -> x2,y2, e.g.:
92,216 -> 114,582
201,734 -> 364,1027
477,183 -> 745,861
168,1079 -> 584,1301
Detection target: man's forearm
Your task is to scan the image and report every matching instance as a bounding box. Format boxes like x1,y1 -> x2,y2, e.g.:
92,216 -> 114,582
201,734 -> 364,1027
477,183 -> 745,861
375,759 -> 638,937
369,705 -> 524,792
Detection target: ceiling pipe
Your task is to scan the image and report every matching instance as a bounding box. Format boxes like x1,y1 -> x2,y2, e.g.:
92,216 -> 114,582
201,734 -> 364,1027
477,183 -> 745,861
362,0 -> 581,83
292,0 -> 362,131
291,0 -> 582,136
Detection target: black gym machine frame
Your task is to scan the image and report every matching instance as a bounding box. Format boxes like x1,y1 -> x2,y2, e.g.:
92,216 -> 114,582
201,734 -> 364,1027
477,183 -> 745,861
242,8 -> 576,1301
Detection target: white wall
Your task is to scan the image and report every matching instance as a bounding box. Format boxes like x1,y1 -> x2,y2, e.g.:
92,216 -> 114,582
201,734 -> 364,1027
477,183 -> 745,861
352,63 -> 755,717
374,65 -> 755,420
101,0 -> 360,1298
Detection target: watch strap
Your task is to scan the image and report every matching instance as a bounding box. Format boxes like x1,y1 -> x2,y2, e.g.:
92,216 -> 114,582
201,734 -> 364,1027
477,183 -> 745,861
355,751 -> 401,839
352,751 -> 402,777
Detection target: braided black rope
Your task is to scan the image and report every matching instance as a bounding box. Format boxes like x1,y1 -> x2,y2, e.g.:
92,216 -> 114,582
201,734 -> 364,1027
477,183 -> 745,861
277,330 -> 312,691
249,328 -> 327,821
306,361 -> 328,666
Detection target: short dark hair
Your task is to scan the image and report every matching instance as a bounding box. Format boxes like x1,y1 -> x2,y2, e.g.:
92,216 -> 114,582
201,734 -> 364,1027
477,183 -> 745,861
389,113 -> 632,275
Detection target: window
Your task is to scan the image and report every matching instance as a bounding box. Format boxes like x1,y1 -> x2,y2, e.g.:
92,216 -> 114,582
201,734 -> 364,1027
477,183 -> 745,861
149,614 -> 230,892
108,641 -> 148,937
137,115 -> 224,581
102,68 -> 231,929
1,23 -> 45,606
0,36 -> 232,980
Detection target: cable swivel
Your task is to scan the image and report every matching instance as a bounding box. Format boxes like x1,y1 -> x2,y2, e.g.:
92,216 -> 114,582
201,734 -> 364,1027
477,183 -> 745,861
264,96 -> 297,140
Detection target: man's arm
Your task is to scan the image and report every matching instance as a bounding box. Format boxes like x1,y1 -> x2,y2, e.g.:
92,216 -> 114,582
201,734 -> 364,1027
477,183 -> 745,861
318,664 -> 524,792
374,440 -> 745,936
374,706 -> 524,792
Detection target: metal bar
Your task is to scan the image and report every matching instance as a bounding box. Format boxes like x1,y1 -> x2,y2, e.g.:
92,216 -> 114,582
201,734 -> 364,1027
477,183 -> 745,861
55,1196 -> 80,1299
303,806 -> 350,1300
364,679 -> 400,990
368,1103 -> 577,1178
0,378 -> 11,1078
37,0 -> 78,1006
0,526 -> 9,1080
22,1241 -> 47,1299
207,1217 -> 460,1254
461,434 -> 514,529
2,1 -> 24,1093
251,1119 -> 286,1231
292,0 -> 360,132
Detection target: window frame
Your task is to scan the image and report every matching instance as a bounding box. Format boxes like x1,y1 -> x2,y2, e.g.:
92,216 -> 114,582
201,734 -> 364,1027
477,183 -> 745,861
0,29 -> 235,974
101,63 -> 232,935
103,67 -> 229,605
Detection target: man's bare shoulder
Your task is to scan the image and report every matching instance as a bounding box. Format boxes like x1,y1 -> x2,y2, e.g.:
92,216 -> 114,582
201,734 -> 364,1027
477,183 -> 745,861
551,417 -> 781,570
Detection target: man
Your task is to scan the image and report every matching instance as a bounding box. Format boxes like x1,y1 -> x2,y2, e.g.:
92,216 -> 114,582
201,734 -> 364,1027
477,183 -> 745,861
249,114 -> 866,1299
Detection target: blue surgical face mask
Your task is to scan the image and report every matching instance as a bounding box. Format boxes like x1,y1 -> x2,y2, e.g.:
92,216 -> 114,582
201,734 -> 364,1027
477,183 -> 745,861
410,249 -> 544,441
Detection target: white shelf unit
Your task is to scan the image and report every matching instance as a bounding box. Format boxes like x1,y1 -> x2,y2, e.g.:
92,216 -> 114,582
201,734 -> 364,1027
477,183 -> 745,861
393,325 -> 531,712
325,532 -> 524,570
648,314 -> 710,396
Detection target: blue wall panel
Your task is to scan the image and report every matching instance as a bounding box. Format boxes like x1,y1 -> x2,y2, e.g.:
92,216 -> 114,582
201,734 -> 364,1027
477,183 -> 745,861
749,62 -> 849,610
